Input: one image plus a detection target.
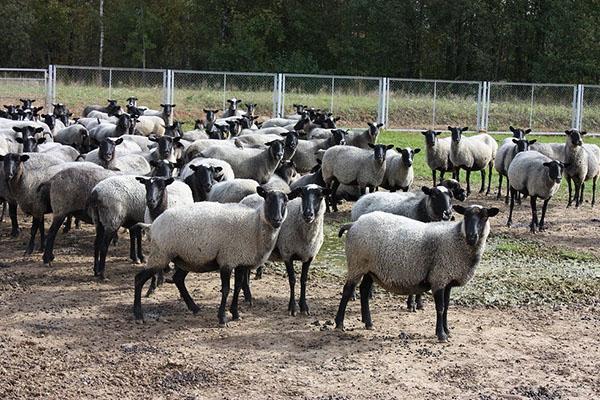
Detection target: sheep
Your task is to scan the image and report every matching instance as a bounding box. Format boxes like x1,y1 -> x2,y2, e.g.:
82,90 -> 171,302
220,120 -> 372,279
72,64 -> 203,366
221,98 -> 243,118
285,104 -> 306,120
0,153 -> 66,254
41,164 -> 116,267
241,184 -> 328,315
507,151 -> 565,233
201,140 -> 285,184
292,129 -> 347,173
135,177 -> 194,223
261,160 -> 298,193
142,104 -> 176,125
321,143 -> 394,212
448,126 -> 497,196
421,130 -> 454,186
381,147 -> 421,192
184,139 -> 242,162
88,114 -> 133,143
147,135 -> 185,164
134,115 -> 166,137
36,142 -> 81,162
346,122 -> 383,149
234,131 -> 300,161
239,126 -> 289,136
335,205 -> 499,341
207,179 -> 260,203
40,114 -> 66,134
75,117 -> 103,131
529,142 -> 565,162
85,138 -> 151,175
562,129 -> 600,208
89,175 -> 147,279
261,117 -> 300,129
119,134 -> 154,152
82,99 -> 119,117
133,187 -> 289,326
296,114 -> 335,139
289,161 -> 326,190
494,137 -> 537,203
54,125 -> 91,153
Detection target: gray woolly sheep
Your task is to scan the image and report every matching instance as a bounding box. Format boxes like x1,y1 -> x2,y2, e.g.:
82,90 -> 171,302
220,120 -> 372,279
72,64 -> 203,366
261,160 -> 298,193
563,129 -> 600,207
88,114 -> 133,143
421,129 -> 454,187
494,137 -> 536,203
133,187 -> 289,326
529,142 -> 565,162
85,138 -> 151,175
292,129 -> 347,173
54,124 -> 91,153
335,205 -> 499,342
381,147 -> 421,192
507,151 -> 565,233
346,122 -> 383,149
134,115 -> 166,137
207,179 -> 260,203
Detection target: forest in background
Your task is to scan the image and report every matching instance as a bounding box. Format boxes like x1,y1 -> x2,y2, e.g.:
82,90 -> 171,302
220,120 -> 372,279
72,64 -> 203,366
1,0 -> 599,84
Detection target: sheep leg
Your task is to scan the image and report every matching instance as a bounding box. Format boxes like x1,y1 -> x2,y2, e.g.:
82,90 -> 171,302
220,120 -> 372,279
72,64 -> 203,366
25,218 -> 40,255
93,222 -> 104,276
433,289 -> 448,342
539,198 -> 550,231
465,170 -> 471,196
497,174 -> 503,200
504,177 -> 510,204
299,259 -> 312,315
98,230 -> 115,280
171,266 -> 199,315
566,177 -> 573,207
330,179 -> 340,212
9,201 -> 19,237
254,265 -> 264,280
129,229 -> 139,263
406,295 -> 416,312
592,177 -> 597,207
242,267 -> 252,305
62,215 -> 72,234
479,169 -> 485,193
440,171 -> 445,183
443,285 -> 452,336
335,281 -> 357,331
75,218 -> 81,229
432,170 -> 437,187
43,215 -> 67,267
416,293 -> 424,310
574,181 -> 581,208
507,188 -> 516,227
230,267 -> 245,321
359,274 -> 373,329
285,261 -> 297,316
38,218 -> 46,252
530,195 -> 538,233
135,228 -> 144,263
218,268 -> 232,327
133,268 -> 159,322
486,162 -> 493,195
579,182 -> 585,206
0,200 -> 6,222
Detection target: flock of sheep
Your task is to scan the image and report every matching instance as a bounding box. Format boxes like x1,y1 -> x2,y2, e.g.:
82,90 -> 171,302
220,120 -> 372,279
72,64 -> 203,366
0,96 -> 596,342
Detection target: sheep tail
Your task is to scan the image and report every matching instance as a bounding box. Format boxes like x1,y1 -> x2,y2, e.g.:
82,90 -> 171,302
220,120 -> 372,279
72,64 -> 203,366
338,223 -> 353,238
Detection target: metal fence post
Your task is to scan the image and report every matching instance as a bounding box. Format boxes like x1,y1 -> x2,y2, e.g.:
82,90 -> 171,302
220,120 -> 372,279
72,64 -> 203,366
384,78 -> 390,128
432,81 -> 437,128
330,77 -> 335,113
529,84 -> 535,130
575,84 -> 584,130
170,70 -> 175,104
476,82 -> 482,131
377,77 -> 384,125
484,82 -> 491,131
108,68 -> 113,100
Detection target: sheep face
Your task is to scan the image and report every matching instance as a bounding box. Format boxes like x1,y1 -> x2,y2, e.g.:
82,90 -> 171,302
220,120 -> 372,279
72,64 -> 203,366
0,153 -> 29,181
275,161 -> 298,184
202,109 -> 219,122
116,114 -> 132,132
512,138 -> 536,153
509,126 -> 531,138
244,103 -> 257,115
126,97 -> 138,106
331,129 -> 347,145
397,147 -> 421,167
565,129 -> 586,146
239,115 -> 259,129
15,136 -> 45,153
150,135 -> 182,160
448,126 -> 469,142
454,205 -> 499,246
367,122 -> 384,139
281,131 -> 299,152
422,186 -> 453,221
257,187 -> 288,228
13,125 -> 44,139
150,160 -> 176,178
290,184 -> 330,224
189,165 -> 222,199
98,137 -> 123,162
20,99 -> 35,109
292,104 -> 306,114
543,161 -> 566,184
226,120 -> 241,137
165,122 -> 184,138
440,179 -> 466,202
266,140 -> 285,162
136,177 -> 174,210
368,143 -> 394,163
41,114 -> 57,130
421,130 -> 441,147
159,104 -> 176,118
226,98 -> 242,111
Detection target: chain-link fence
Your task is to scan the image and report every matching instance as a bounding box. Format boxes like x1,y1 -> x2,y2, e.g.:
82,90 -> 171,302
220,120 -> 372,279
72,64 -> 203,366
53,65 -> 167,116
581,85 -> 600,134
386,79 -> 481,131
486,82 -> 577,133
0,68 -> 48,110
172,70 -> 277,123
282,74 -> 381,127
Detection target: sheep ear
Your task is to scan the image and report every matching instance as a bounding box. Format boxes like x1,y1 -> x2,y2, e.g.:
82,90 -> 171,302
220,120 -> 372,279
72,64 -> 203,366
135,177 -> 148,184
368,143 -> 375,149
213,166 -> 223,173
395,147 -> 403,153
434,131 -> 441,136
461,127 -> 469,132
367,122 -> 374,127
447,126 -> 453,131
189,165 -> 200,172
149,160 -> 159,167
528,139 -> 537,145
509,126 -> 515,133
542,162 -> 552,167
12,126 -> 22,132
421,131 -> 427,135
485,207 -> 500,218
512,139 -> 519,144
385,144 -> 394,150
525,129 -> 531,134
115,138 -> 123,145
15,137 -> 23,143
257,186 -> 267,198
377,123 -> 383,128
565,130 -> 571,135
421,186 -> 432,195
148,136 -> 158,142
37,137 -> 46,144
20,155 -> 30,162
288,187 -> 302,200
413,148 -> 421,154
581,131 -> 587,135
173,137 -> 182,142
165,177 -> 175,186
453,205 -> 466,215
35,127 -> 44,133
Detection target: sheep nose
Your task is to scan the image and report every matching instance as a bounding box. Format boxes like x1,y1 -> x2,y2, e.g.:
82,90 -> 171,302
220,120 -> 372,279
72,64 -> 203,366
339,140 -> 346,145
442,211 -> 452,220
271,218 -> 283,228
466,234 -> 478,245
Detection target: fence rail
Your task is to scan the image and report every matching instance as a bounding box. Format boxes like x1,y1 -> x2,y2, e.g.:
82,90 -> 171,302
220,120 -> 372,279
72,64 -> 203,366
1,65 -> 599,133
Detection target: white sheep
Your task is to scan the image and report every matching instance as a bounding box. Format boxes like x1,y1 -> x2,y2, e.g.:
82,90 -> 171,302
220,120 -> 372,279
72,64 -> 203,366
207,179 -> 260,203
381,147 -> 420,192
563,129 -> 600,207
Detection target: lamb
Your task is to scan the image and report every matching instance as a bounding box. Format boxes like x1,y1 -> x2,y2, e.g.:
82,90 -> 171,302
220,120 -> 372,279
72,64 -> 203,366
335,205 -> 498,341
381,147 -> 420,192
53,124 -> 91,153
421,130 -> 454,186
321,143 -> 394,212
85,138 -> 151,175
0,153 -> 66,253
134,115 -> 166,137
201,140 -> 285,184
240,184 -> 328,315
88,114 -> 133,143
40,114 -> 66,134
494,137 -> 536,203
292,129 -> 347,173
261,160 -> 298,193
147,135 -> 185,163
507,151 -> 565,233
563,129 -> 599,207
89,175 -> 147,279
448,126 -> 497,196
207,179 -> 260,203
346,122 -> 383,149
133,187 -> 289,326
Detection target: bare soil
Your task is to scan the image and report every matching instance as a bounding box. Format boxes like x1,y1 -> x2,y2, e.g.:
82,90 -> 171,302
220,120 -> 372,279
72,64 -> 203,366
0,190 -> 599,399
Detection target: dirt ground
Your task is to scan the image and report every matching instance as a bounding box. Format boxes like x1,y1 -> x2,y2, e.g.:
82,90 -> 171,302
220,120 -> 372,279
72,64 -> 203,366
0,190 -> 599,399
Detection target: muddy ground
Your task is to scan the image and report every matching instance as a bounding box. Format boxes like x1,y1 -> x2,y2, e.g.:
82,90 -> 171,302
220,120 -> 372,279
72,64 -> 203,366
0,189 -> 599,399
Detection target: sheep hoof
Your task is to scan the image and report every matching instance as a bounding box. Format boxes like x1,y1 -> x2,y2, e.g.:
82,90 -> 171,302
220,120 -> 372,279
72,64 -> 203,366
43,262 -> 52,268
437,334 -> 449,343
218,322 -> 229,328
335,324 -> 345,332
10,229 -> 20,238
416,303 -> 424,310
365,324 -> 374,330
134,318 -> 145,325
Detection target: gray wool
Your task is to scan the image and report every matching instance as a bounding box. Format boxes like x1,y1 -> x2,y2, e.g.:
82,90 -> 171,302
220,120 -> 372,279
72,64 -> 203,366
134,116 -> 166,137
494,140 -> 516,177
120,135 -> 155,152
345,126 -> 379,149
261,118 -> 297,128
85,144 -> 151,175
292,137 -> 340,173
182,128 -> 209,142
342,210 -> 491,293
425,136 -> 453,173
207,179 -> 260,203
37,143 -> 80,162
564,139 -> 600,183
381,149 -> 414,191
529,142 -> 565,162
143,181 -> 194,223
90,175 -> 147,233
201,145 -> 281,184
351,187 -> 451,222
179,158 -> 235,182
321,145 -> 386,188
289,169 -> 325,191
53,125 -> 89,148
239,127 -> 288,136
450,133 -> 497,170
508,151 -> 561,199
146,201 -> 283,273
185,139 -> 239,162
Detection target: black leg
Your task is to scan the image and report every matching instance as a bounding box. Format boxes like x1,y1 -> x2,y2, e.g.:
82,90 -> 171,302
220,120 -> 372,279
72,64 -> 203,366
146,275 -> 157,297
574,181 -> 581,208
432,170 -> 436,187
487,161 -> 493,195
335,281 -> 358,331
433,288 -> 448,342
566,177 -> 572,207
504,177 -> 510,204
416,293 -> 424,310
133,268 -> 159,322
218,268 -> 232,327
530,195 -> 538,233
62,215 -> 72,234
359,274 -> 373,329
539,198 -> 550,231
254,264 -> 264,280
129,229 -> 138,263
135,228 -> 144,263
9,201 -> 20,237
172,266 -> 200,314
330,179 -> 340,212
465,170 -> 471,196
443,285 -> 452,336
43,215 -> 66,266
479,169 -> 485,193
25,218 -> 39,255
230,267 -> 244,321
285,260 -> 297,316
507,187 -> 515,227
579,182 -> 585,206
0,200 -> 5,222
98,230 -> 115,280
299,259 -> 311,315
38,217 -> 46,252
497,173 -> 503,200
407,295 -> 416,312
93,222 -> 104,276
440,171 -> 445,182
242,267 -> 252,305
